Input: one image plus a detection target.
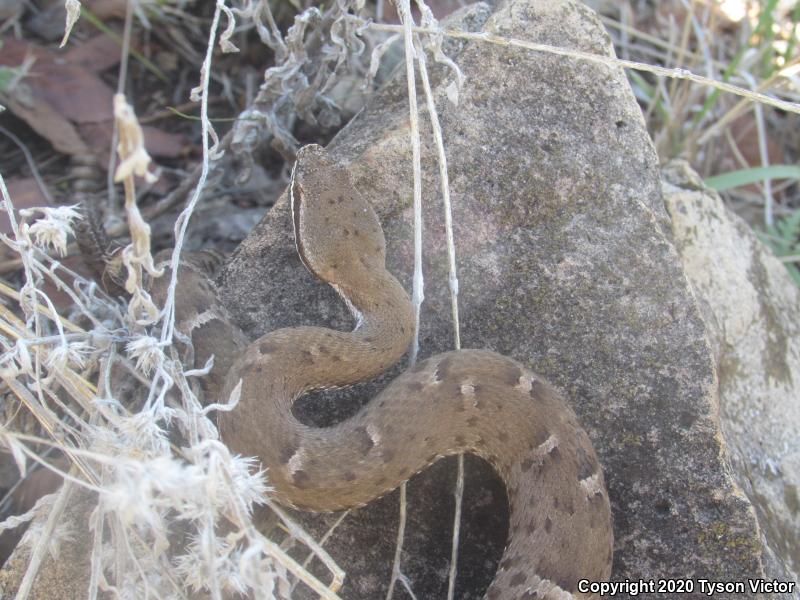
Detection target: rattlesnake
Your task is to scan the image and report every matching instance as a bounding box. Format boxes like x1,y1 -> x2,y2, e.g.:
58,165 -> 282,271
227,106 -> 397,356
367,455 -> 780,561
154,144 -> 614,599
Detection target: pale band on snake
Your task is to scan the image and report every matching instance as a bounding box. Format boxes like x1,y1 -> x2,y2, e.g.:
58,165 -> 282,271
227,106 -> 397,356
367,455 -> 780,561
154,144 -> 614,599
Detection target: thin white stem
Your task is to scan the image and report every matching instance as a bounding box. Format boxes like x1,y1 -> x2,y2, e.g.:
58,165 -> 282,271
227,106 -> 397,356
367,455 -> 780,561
158,1 -> 224,349
368,23 -> 800,116
396,0 -> 425,367
741,71 -> 773,226
415,37 -> 464,600
385,1 -> 424,598
106,0 -> 137,211
415,41 -> 461,350
0,126 -> 54,205
386,479 -> 409,600
16,480 -> 75,600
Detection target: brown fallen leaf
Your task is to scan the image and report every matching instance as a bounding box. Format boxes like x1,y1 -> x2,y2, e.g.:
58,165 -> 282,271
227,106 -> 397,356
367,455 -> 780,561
61,31 -> 122,75
0,35 -> 187,161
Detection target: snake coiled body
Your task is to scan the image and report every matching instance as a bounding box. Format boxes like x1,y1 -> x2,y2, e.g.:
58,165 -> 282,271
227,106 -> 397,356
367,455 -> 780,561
165,145 -> 613,599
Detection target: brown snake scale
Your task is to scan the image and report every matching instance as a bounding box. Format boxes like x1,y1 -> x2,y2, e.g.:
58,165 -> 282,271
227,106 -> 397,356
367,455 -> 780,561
157,145 -> 614,599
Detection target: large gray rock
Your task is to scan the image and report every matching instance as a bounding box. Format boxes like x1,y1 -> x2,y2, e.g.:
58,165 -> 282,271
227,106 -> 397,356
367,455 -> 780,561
664,161 -> 800,591
221,0 -> 768,597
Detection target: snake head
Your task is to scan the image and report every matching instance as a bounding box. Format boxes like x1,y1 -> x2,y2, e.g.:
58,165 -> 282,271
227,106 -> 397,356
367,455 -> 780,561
290,144 -> 387,285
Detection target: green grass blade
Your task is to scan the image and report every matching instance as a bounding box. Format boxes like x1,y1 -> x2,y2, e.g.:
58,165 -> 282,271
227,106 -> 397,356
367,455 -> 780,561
705,165 -> 800,191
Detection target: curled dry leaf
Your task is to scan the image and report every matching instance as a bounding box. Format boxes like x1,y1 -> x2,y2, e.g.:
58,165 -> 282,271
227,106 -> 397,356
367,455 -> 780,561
113,94 -> 163,323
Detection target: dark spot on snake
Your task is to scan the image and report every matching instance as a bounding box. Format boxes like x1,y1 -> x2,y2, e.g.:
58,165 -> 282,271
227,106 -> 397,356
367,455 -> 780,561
499,555 -> 521,570
330,354 -> 342,362
526,521 -> 536,534
279,442 -> 298,464
499,431 -> 510,443
553,497 -> 559,509
509,572 -> 526,587
576,446 -> 597,480
487,589 -> 501,600
318,345 -> 330,355
342,228 -> 350,237
292,470 -> 310,489
588,493 -> 607,528
565,498 -> 575,515
548,446 -> 562,462
398,467 -> 409,477
300,350 -> 314,364
337,195 -> 345,204
521,458 -> 535,472
343,471 -> 356,482
406,381 -> 424,392
376,477 -> 387,486
328,198 -> 335,205
426,453 -> 437,464
499,363 -> 523,386
260,340 -> 279,354
454,435 -> 465,446
381,448 -> 394,463
530,380 -> 550,401
354,229 -> 360,237
467,416 -> 479,427
353,426 -> 374,455
544,517 -> 552,533
521,592 -> 539,599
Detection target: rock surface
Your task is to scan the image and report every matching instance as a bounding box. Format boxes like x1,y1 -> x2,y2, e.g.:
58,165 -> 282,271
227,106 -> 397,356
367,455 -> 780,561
221,0 -> 768,597
664,161 -> 800,591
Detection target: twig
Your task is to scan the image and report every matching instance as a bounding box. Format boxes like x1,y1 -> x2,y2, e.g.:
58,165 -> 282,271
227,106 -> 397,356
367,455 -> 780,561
368,24 -> 800,116
414,35 -> 464,600
106,0 -> 137,212
386,478 -> 409,600
741,71 -> 774,226
0,126 -> 54,205
383,2 -> 425,598
158,3 -> 226,348
15,479 -> 75,600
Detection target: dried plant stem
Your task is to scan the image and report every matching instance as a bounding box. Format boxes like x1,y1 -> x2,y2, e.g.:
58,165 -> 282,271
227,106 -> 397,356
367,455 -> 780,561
0,282 -> 85,334
397,0 -> 424,367
414,37 -> 465,600
15,479 -> 74,600
266,499 -> 345,592
386,479 -> 409,600
383,0 -> 426,597
106,0 -> 137,211
369,24 -> 800,116
0,126 -> 54,205
158,2 -> 224,347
